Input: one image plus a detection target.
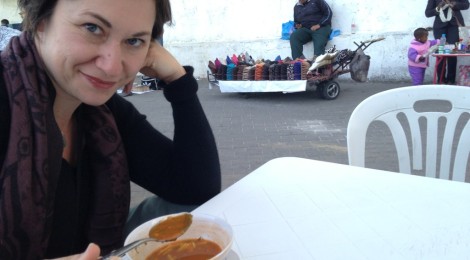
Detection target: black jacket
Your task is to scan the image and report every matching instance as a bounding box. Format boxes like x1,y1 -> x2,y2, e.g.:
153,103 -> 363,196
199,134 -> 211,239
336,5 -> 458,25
0,66 -> 221,205
294,0 -> 333,29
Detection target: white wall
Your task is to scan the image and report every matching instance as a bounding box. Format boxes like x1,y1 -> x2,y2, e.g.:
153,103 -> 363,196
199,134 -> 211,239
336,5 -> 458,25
2,0 -> 469,81
163,0 -> 470,81
0,0 -> 22,24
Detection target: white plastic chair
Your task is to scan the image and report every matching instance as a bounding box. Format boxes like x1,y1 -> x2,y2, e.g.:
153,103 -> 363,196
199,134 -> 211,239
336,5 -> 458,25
347,85 -> 470,181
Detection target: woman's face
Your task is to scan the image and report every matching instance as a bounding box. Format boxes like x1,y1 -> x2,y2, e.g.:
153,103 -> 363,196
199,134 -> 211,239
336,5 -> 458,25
35,0 -> 156,106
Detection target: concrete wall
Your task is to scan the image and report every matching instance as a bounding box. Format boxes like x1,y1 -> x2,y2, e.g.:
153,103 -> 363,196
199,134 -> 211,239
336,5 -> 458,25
0,0 -> 22,24
163,0 -> 470,81
2,0 -> 469,81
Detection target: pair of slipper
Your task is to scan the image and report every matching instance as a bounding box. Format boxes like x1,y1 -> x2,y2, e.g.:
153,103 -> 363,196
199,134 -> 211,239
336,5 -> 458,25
308,51 -> 339,71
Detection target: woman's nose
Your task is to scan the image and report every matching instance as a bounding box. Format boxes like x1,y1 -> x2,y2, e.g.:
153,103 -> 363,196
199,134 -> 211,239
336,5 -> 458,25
95,42 -> 123,78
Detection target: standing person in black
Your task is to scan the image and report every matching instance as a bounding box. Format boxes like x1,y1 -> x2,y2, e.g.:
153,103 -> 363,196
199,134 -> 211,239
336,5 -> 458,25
425,0 -> 469,84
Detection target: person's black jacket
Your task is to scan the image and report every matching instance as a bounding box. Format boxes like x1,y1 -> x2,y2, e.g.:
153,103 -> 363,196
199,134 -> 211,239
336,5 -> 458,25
425,0 -> 469,29
294,0 -> 333,29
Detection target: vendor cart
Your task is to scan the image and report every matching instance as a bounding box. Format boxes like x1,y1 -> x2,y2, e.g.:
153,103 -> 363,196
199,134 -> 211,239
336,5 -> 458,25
208,37 -> 385,100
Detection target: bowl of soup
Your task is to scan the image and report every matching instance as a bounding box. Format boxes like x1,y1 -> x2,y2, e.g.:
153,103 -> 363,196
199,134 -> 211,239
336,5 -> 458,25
125,213 -> 233,260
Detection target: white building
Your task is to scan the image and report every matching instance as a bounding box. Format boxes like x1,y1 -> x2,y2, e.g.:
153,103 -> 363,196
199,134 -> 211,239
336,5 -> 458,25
2,0 -> 469,81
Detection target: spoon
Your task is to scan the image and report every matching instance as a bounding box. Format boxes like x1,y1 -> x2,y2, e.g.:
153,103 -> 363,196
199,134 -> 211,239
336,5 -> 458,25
101,212 -> 193,259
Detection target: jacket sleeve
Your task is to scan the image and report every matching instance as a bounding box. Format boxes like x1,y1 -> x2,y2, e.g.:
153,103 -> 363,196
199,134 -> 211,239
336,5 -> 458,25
425,0 -> 438,18
293,6 -> 300,25
107,66 -> 221,205
430,39 -> 440,46
453,0 -> 470,11
318,0 -> 333,26
408,47 -> 419,62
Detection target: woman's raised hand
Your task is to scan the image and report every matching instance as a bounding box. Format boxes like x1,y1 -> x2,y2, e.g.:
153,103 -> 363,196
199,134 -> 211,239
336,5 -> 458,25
140,40 -> 186,84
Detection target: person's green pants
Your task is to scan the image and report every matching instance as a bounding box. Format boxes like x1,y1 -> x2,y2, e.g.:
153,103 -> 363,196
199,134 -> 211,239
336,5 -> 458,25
290,25 -> 331,59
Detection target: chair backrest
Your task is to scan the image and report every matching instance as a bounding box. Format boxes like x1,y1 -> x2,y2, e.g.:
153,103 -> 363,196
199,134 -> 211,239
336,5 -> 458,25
347,85 -> 470,181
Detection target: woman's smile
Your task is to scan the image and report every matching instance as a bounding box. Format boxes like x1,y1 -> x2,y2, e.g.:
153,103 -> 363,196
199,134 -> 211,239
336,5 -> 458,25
81,72 -> 117,89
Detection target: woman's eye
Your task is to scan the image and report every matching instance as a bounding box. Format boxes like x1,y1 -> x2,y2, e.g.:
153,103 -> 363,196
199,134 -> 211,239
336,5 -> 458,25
84,23 -> 101,34
127,38 -> 144,47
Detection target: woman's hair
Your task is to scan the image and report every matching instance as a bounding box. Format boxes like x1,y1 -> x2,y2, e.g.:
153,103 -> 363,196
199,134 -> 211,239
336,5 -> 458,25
17,0 -> 172,39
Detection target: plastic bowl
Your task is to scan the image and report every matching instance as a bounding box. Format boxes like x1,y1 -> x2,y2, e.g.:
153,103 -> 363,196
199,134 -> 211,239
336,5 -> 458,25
125,213 -> 233,259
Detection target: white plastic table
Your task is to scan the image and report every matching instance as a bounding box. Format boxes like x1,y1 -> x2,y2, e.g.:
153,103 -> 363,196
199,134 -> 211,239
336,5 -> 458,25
193,157 -> 470,260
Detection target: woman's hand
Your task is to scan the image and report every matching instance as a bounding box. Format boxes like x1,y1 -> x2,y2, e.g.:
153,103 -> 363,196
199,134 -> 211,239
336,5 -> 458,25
437,1 -> 446,10
140,40 -> 186,84
49,243 -> 101,260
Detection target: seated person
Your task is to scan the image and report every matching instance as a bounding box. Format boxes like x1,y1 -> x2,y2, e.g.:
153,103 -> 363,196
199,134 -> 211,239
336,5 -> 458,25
1,19 -> 9,26
290,0 -> 333,60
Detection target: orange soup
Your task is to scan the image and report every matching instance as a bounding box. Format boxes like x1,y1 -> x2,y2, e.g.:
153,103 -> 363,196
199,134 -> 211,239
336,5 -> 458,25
146,238 -> 222,260
149,213 -> 193,241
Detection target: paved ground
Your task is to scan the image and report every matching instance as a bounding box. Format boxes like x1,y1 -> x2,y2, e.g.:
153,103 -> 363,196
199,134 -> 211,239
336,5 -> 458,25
126,78 -> 413,207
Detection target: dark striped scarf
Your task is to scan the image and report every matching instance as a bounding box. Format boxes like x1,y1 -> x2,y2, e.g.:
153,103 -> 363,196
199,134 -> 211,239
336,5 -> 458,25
0,33 -> 130,259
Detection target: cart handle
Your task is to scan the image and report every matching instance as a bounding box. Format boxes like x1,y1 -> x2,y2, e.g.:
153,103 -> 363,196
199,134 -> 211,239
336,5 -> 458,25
353,37 -> 385,49
354,37 -> 385,47
362,37 -> 385,44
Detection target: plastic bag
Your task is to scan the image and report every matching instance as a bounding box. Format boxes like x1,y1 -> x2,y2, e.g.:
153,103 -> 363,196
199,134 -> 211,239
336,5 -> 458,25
281,21 -> 295,40
349,48 -> 370,83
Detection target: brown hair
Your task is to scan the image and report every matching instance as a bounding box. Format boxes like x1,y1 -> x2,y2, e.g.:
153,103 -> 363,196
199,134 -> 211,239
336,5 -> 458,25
17,0 -> 172,39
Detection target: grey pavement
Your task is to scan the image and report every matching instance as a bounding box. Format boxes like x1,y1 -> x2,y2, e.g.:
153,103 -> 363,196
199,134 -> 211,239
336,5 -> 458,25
126,78 -> 412,207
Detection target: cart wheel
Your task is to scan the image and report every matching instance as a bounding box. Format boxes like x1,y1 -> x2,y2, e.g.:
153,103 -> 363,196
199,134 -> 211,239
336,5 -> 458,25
320,80 -> 340,100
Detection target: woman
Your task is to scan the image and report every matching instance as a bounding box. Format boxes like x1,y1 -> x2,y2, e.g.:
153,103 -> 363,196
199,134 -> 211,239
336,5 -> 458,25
0,0 -> 221,259
425,0 -> 469,84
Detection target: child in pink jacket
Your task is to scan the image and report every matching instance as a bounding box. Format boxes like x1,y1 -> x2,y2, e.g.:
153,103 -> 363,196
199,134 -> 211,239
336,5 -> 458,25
408,27 -> 440,85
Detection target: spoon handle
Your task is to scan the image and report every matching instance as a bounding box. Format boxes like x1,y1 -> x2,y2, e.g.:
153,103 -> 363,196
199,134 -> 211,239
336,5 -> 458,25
100,238 -> 157,259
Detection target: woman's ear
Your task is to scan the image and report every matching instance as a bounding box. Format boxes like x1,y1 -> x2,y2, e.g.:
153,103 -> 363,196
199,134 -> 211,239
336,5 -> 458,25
35,19 -> 47,40
38,19 -> 46,31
